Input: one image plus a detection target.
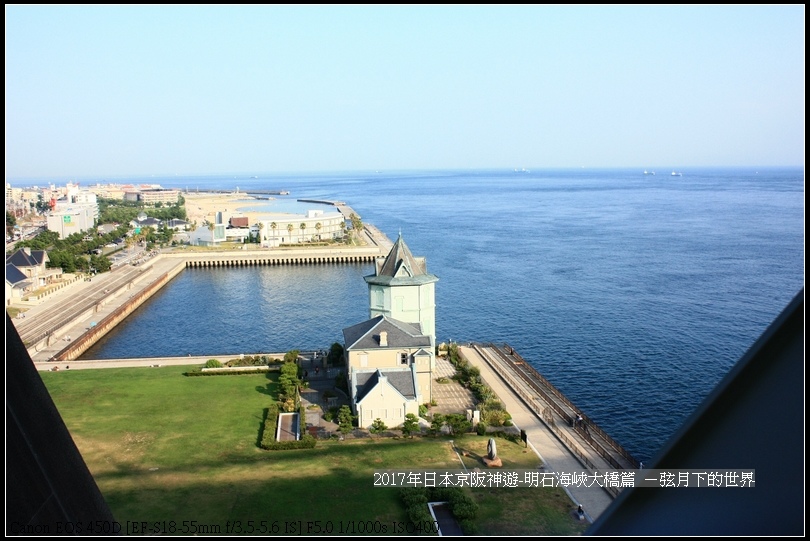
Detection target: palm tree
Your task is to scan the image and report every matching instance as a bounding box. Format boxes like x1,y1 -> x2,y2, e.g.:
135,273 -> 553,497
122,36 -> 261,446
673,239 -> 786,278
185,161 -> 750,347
286,223 -> 294,243
257,222 -> 265,243
270,222 -> 277,243
300,222 -> 307,242
315,222 -> 322,241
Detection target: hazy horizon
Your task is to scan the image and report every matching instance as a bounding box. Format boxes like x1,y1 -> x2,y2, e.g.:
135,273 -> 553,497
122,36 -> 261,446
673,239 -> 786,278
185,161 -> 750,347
5,165 -> 805,187
6,6 -> 805,179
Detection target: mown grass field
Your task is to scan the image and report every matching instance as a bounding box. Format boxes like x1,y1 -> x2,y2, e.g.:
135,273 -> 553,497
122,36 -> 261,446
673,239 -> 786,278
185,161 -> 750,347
40,366 -> 588,536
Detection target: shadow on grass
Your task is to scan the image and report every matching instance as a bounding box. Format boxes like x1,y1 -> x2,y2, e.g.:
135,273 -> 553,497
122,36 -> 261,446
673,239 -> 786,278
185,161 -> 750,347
255,383 -> 276,396
257,407 -> 269,448
101,468 -> 407,533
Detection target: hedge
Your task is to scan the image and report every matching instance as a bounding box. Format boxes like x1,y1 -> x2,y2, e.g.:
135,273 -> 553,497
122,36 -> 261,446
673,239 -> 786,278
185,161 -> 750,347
259,403 -> 317,450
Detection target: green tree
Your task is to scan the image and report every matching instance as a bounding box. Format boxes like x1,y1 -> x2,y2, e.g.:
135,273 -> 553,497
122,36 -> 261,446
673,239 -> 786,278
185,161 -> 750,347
429,413 -> 446,436
159,222 -> 174,245
327,342 -> 344,367
286,222 -> 294,242
315,221 -> 322,241
401,413 -> 419,438
299,222 -> 307,241
349,213 -> 363,231
89,254 -> 112,273
445,413 -> 472,436
6,211 -> 17,239
337,405 -> 355,433
35,194 -> 50,214
369,418 -> 388,435
278,361 -> 301,407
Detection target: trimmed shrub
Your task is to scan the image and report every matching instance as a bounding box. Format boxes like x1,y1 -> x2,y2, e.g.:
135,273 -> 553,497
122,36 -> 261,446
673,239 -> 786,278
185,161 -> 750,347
259,404 -> 316,450
184,367 -> 273,377
399,487 -> 429,507
261,434 -> 317,451
259,403 -> 279,449
370,418 -> 388,434
458,519 -> 478,535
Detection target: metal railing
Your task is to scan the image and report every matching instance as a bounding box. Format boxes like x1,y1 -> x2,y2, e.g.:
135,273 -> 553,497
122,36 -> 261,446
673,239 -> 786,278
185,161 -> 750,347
500,343 -> 640,468
469,344 -> 620,499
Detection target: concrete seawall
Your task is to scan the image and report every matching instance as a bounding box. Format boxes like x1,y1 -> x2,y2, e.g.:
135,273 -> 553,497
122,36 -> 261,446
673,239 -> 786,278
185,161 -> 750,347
16,241 -> 391,364
48,261 -> 186,362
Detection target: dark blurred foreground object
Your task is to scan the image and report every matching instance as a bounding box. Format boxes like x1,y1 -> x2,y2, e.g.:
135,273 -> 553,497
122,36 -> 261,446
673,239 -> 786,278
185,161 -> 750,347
6,313 -> 118,535
588,289 -> 804,535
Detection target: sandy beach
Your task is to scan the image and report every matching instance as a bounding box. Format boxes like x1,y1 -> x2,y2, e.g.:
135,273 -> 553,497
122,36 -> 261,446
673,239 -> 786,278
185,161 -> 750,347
183,192 -> 270,227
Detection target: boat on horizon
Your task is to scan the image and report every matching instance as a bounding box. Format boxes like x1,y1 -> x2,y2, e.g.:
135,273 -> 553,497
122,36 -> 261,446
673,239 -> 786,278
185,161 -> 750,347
644,170 -> 656,175
671,171 -> 683,177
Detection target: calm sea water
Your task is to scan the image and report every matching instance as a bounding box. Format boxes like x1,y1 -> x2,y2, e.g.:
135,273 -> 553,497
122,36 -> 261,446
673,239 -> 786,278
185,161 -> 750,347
81,168 -> 805,463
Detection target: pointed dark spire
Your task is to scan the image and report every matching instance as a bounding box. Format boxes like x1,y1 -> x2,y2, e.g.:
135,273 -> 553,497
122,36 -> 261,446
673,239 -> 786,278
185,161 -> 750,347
365,233 -> 438,286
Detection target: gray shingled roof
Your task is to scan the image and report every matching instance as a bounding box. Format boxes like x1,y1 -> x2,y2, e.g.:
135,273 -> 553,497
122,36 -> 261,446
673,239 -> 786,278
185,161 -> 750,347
364,234 -> 438,287
5,264 -> 30,287
342,315 -> 430,351
355,368 -> 417,403
131,217 -> 162,228
6,249 -> 47,268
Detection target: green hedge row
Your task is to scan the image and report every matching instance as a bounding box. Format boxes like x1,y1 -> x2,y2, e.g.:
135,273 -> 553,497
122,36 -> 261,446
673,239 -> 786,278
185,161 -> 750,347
261,434 -> 317,451
259,403 -> 317,450
184,368 -> 271,377
260,404 -> 280,449
399,486 -> 479,535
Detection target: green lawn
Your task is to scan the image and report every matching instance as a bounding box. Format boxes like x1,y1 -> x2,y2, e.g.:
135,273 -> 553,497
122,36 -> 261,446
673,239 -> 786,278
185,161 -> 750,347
40,366 -> 588,536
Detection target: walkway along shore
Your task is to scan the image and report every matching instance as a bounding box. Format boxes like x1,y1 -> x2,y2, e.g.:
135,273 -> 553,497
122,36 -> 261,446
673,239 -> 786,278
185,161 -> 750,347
11,226 -> 636,521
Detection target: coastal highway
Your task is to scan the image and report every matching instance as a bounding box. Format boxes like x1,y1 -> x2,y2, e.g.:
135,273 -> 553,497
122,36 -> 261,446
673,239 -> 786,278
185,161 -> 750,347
12,263 -> 153,348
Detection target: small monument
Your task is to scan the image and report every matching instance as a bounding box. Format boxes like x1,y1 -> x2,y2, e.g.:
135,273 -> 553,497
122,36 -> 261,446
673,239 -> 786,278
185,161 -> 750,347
483,437 -> 502,468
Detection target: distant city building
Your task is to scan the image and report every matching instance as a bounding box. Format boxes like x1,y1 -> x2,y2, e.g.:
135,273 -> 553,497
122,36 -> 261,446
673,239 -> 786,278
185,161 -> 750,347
129,211 -> 162,230
96,223 -> 118,236
87,184 -> 128,200
123,188 -> 180,205
188,223 -> 227,246
229,216 -> 249,228
256,210 -> 345,247
165,218 -> 190,231
6,183 -> 21,202
46,204 -> 97,239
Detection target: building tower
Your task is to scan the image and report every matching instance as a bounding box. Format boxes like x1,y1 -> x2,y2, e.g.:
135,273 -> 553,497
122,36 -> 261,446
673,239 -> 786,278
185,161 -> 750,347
364,233 -> 439,344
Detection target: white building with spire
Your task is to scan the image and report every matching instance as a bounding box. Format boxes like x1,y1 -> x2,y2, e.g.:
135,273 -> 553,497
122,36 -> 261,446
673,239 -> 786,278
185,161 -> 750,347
364,233 -> 439,343
342,234 -> 439,429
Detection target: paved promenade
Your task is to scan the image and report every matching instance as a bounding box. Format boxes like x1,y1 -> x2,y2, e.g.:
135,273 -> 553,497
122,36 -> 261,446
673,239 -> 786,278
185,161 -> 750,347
460,345 -> 615,521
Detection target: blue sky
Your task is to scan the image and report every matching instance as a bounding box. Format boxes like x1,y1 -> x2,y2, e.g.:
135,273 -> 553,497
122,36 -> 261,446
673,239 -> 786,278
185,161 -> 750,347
5,5 -> 805,179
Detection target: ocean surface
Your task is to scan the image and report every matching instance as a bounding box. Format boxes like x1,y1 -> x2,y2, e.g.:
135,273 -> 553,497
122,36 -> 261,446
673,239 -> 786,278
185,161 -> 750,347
79,168 -> 805,463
